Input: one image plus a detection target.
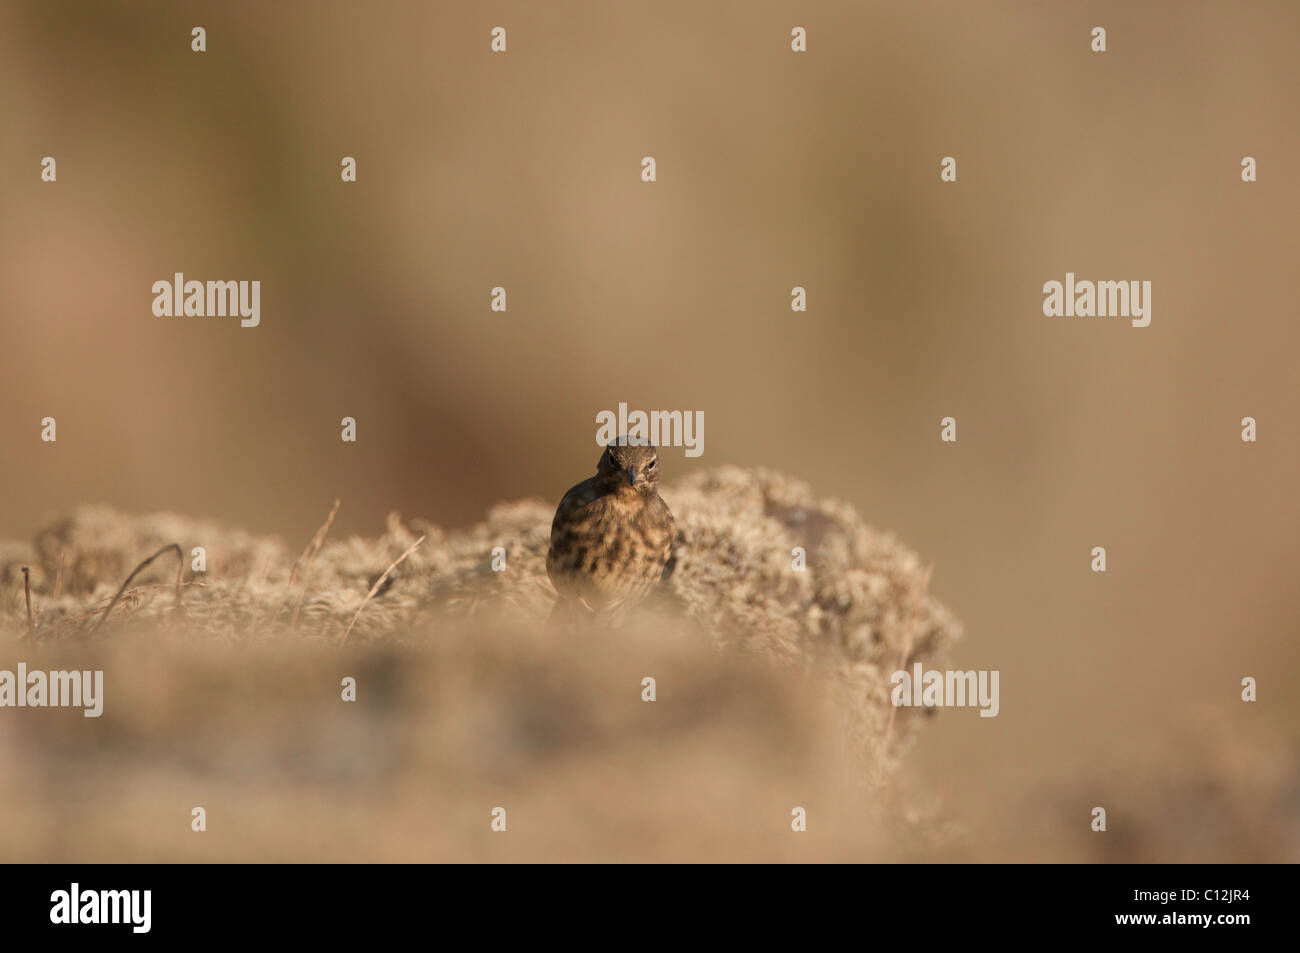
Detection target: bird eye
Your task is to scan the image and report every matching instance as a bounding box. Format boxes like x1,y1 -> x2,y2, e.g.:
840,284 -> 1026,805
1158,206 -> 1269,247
648,459 -> 657,469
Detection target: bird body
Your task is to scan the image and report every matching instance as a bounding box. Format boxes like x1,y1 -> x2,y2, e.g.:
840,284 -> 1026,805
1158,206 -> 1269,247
547,442 -> 675,620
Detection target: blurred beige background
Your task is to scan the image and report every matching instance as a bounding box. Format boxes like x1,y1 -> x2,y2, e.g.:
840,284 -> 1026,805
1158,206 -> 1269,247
2,0 -> 1297,859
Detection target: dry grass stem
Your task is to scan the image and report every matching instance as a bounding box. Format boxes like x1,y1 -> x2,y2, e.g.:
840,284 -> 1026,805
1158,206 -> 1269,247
290,498 -> 341,628
21,566 -> 33,637
88,543 -> 184,635
340,535 -> 426,646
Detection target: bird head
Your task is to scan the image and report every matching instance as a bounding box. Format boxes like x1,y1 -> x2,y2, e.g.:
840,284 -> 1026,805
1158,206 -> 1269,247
597,440 -> 661,493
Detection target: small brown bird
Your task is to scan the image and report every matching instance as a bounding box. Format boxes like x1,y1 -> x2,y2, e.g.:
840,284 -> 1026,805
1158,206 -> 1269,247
547,441 -> 676,622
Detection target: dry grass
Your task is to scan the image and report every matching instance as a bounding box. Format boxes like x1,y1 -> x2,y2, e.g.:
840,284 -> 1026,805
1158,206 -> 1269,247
4,468 -> 1294,862
0,467 -> 964,861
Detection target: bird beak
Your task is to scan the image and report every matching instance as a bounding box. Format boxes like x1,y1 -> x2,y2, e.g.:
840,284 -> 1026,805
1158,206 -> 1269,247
624,467 -> 637,486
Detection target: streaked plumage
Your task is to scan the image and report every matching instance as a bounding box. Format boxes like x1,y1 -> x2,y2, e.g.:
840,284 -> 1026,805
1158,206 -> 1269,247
547,441 -> 675,621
